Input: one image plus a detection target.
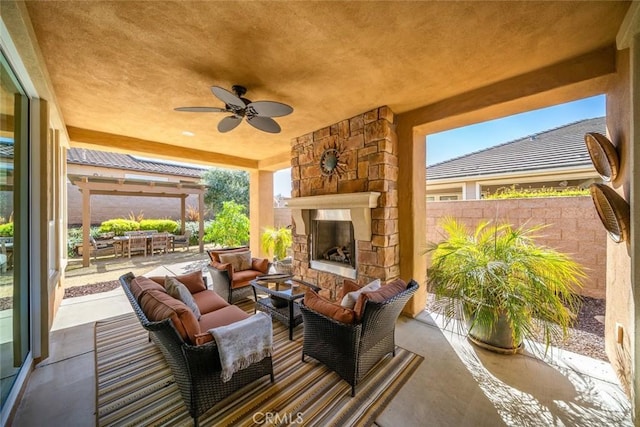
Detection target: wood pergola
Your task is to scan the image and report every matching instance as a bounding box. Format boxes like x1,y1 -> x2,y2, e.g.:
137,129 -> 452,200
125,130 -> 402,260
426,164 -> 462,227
68,174 -> 206,267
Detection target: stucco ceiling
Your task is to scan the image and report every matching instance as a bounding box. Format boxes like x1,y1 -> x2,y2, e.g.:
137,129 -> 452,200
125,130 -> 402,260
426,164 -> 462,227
23,1 -> 629,169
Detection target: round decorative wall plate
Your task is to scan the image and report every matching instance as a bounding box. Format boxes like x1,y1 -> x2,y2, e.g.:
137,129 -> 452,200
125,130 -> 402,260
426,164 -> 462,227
590,183 -> 630,244
320,148 -> 340,176
584,132 -> 619,182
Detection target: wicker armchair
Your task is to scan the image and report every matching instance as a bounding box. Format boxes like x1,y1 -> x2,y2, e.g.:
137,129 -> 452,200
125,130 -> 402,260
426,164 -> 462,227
119,273 -> 274,426
300,280 -> 419,396
207,247 -> 270,303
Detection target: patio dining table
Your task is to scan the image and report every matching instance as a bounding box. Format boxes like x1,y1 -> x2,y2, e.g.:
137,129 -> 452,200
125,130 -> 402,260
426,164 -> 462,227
112,234 -> 175,257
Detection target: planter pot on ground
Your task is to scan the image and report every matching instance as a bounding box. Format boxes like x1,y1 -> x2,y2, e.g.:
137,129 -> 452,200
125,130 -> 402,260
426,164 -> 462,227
274,258 -> 293,275
464,308 -> 523,354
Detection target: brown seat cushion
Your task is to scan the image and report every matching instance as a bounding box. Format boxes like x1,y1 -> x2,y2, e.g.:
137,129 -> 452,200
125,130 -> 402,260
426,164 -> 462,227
231,269 -> 263,288
139,289 -> 200,344
149,270 -> 207,294
304,289 -> 356,324
130,276 -> 166,302
354,278 -> 408,319
194,305 -> 251,345
192,290 -> 229,314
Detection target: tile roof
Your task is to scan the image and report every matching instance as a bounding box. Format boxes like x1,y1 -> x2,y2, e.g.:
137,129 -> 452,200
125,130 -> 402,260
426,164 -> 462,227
67,148 -> 206,178
426,117 -> 605,181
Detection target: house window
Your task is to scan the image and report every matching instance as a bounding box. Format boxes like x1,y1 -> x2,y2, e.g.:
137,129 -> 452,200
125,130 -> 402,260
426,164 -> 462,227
439,195 -> 459,201
0,50 -> 30,411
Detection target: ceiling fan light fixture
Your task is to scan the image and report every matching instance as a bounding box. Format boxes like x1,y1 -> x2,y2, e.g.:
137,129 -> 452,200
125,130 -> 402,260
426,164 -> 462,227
176,85 -> 293,134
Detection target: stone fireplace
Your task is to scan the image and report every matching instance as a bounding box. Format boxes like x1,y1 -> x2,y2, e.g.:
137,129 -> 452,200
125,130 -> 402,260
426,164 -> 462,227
289,106 -> 399,296
288,192 -> 380,280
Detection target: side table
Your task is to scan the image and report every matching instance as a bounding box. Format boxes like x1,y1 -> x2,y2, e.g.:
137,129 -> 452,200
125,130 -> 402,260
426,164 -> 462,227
251,276 -> 320,340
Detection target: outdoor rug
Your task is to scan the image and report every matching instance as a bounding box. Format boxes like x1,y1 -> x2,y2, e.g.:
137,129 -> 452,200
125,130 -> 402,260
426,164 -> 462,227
95,300 -> 423,426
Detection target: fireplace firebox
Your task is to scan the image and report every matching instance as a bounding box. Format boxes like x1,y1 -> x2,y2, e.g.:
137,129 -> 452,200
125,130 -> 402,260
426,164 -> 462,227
310,209 -> 357,279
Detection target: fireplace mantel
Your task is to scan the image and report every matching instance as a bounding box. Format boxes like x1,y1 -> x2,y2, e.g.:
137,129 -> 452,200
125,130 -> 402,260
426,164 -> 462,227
287,192 -> 380,241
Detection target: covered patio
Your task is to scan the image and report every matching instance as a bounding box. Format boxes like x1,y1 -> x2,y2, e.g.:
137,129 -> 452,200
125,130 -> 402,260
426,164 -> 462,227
1,1 -> 639,425
10,256 -> 632,425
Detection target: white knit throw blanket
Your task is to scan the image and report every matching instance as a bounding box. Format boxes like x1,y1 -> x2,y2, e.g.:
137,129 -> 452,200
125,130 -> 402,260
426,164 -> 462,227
209,312 -> 273,382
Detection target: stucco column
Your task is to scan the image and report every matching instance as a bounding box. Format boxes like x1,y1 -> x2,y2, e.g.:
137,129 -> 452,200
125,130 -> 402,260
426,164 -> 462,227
249,170 -> 274,258
397,123 -> 427,317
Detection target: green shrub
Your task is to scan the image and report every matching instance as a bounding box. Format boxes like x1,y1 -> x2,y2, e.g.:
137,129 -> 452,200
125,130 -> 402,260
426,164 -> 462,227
67,226 -> 101,257
261,226 -> 292,260
98,219 -> 140,236
0,222 -> 13,237
203,201 -> 249,247
485,185 -> 590,200
177,220 -> 213,245
139,219 -> 179,234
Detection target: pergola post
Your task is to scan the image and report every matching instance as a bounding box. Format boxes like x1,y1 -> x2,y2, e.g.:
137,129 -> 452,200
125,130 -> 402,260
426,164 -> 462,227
180,195 -> 186,234
81,187 -> 91,267
198,192 -> 204,253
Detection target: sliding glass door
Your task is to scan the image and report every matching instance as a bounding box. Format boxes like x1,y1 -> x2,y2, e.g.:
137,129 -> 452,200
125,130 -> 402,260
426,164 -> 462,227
0,50 -> 29,410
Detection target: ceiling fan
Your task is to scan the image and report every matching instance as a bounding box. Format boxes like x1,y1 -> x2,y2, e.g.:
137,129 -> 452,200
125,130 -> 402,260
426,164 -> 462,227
175,85 -> 293,134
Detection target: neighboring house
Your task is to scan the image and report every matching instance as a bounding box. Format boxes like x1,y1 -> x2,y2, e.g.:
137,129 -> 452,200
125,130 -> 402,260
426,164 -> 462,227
426,117 -> 604,201
67,148 -> 208,225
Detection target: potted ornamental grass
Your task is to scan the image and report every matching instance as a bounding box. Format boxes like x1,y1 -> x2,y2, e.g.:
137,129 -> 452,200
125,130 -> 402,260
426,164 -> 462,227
426,217 -> 585,354
260,226 -> 293,274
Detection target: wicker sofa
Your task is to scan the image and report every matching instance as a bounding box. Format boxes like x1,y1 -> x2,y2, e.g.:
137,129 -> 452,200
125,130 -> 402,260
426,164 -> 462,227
300,279 -> 419,396
119,271 -> 274,426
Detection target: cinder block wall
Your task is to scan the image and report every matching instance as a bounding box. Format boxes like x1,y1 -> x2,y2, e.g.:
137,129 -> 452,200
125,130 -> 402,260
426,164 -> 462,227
274,208 -> 292,228
426,196 -> 607,299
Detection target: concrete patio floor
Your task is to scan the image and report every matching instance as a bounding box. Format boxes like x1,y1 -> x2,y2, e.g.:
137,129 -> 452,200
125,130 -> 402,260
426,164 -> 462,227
10,258 -> 632,426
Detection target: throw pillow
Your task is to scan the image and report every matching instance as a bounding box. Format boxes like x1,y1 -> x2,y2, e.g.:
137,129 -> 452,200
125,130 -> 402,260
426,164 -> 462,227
149,270 -> 207,294
219,251 -> 252,271
354,279 -> 408,320
164,276 -> 202,319
340,278 -> 381,309
304,289 -> 356,324
338,279 -> 362,301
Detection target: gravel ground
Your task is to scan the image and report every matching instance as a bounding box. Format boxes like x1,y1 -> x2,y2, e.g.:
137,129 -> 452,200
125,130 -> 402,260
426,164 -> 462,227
0,283 -> 607,361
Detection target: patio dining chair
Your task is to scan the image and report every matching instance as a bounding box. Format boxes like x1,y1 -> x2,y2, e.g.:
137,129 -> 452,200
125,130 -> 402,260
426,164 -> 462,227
172,230 -> 191,251
89,236 -> 115,260
127,234 -> 147,257
150,232 -> 170,255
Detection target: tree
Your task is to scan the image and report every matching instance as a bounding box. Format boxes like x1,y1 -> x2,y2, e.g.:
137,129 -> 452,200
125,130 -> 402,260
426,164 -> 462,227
201,168 -> 249,217
203,201 -> 250,247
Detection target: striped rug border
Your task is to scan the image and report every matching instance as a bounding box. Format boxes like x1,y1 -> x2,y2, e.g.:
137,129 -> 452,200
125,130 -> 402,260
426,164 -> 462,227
95,301 -> 422,426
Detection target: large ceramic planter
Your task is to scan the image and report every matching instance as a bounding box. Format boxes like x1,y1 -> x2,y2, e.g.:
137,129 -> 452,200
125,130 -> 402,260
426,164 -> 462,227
464,305 -> 524,354
274,257 -> 293,275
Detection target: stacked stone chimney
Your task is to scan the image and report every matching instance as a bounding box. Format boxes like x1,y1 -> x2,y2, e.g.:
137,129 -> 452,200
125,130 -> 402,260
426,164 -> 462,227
290,106 -> 399,296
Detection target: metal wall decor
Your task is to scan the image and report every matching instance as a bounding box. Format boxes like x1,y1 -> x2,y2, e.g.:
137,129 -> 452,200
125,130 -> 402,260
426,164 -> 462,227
589,183 -> 630,244
319,141 -> 346,181
584,132 -> 619,182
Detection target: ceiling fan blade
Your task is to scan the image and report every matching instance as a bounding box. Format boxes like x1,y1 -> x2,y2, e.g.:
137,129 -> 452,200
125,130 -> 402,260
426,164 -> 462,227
218,116 -> 242,133
211,86 -> 246,110
248,101 -> 293,118
174,106 -> 227,113
247,116 -> 281,133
